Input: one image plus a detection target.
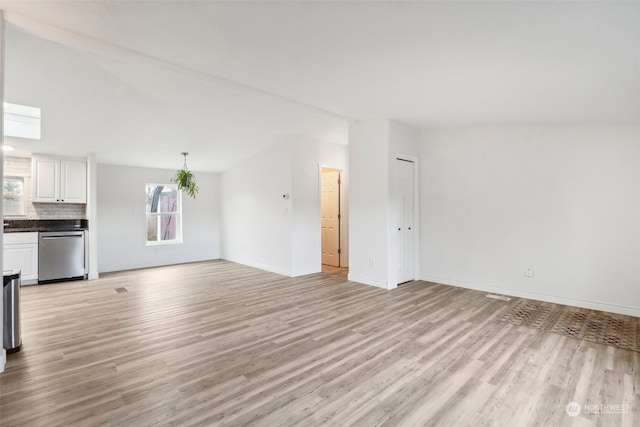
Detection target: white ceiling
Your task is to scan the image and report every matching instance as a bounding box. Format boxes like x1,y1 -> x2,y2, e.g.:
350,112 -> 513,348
1,1 -> 638,172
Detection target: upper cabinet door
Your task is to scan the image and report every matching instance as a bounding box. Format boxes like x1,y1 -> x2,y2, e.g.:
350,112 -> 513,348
32,157 -> 60,202
60,160 -> 87,203
32,156 -> 87,204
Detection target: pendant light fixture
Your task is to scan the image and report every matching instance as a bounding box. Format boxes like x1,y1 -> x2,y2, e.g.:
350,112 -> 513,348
171,152 -> 198,198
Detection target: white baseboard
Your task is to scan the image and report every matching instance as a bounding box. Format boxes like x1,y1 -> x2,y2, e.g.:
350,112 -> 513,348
291,268 -> 322,277
348,274 -> 389,289
222,257 -> 293,277
421,274 -> 640,318
99,257 -> 220,274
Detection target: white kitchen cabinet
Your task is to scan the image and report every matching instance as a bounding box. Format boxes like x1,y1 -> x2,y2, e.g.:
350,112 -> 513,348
3,232 -> 39,285
32,156 -> 87,203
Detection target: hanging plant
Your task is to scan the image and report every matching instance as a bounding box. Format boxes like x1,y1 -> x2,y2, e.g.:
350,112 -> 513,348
171,152 -> 198,198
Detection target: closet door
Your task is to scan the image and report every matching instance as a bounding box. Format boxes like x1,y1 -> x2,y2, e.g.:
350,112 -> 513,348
396,159 -> 414,284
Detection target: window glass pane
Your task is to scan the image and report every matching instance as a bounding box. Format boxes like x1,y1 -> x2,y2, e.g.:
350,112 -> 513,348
146,184 -> 178,213
146,215 -> 178,242
4,198 -> 22,215
4,179 -> 23,196
159,214 -> 177,241
3,177 -> 25,216
146,216 -> 158,242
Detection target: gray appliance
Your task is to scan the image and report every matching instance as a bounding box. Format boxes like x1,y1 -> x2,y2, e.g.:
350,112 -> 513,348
3,269 -> 21,353
39,231 -> 86,283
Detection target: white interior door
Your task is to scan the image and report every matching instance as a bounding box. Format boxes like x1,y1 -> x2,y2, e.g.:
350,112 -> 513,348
321,169 -> 341,266
396,159 -> 415,284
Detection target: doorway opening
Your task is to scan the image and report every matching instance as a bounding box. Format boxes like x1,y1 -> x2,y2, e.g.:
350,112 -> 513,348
321,168 -> 347,278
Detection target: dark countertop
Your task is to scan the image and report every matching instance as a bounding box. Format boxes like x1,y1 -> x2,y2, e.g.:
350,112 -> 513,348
3,219 -> 88,233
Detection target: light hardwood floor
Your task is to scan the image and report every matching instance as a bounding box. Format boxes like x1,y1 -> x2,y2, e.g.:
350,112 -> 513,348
0,260 -> 638,426
321,265 -> 348,279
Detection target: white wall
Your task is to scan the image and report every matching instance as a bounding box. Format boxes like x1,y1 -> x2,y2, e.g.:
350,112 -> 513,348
1,14 -> 6,373
420,125 -> 640,316
389,121 -> 420,287
220,141 -> 294,275
220,138 -> 348,277
86,153 -> 99,279
348,119 -> 420,289
348,120 -> 391,288
291,138 -> 321,276
97,164 -> 220,272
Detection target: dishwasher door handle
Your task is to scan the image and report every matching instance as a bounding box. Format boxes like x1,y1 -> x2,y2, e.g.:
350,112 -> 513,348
41,235 -> 84,240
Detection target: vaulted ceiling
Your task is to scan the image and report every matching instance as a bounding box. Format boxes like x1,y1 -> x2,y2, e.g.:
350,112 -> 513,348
1,1 -> 638,172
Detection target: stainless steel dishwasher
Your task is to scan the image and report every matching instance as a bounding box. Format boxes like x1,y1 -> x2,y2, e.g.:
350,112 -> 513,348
39,231 -> 86,283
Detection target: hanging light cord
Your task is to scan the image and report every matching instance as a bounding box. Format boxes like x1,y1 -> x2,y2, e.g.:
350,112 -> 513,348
181,152 -> 189,170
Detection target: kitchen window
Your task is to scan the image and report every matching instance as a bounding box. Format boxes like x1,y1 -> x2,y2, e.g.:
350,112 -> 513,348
146,183 -> 182,245
3,176 -> 26,217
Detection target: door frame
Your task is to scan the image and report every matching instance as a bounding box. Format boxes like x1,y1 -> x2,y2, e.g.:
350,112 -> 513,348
318,165 -> 348,268
389,153 -> 420,289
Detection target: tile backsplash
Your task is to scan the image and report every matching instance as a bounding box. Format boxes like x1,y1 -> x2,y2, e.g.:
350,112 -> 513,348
4,156 -> 86,220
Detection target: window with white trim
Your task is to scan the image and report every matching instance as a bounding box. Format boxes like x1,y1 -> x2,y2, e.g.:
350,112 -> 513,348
145,183 -> 182,245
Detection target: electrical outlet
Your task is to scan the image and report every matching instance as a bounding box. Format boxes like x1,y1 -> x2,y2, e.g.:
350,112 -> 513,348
525,268 -> 534,278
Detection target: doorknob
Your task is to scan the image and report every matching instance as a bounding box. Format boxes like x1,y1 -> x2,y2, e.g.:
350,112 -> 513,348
398,228 -> 401,231
408,227 -> 411,230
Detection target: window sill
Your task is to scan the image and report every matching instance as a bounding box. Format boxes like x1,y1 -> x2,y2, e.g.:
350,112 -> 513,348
146,240 -> 183,247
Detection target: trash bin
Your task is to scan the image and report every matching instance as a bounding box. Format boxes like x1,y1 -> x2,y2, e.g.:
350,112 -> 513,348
3,269 -> 21,353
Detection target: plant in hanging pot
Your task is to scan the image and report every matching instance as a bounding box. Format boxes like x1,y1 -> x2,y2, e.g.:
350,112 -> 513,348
171,152 -> 199,198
